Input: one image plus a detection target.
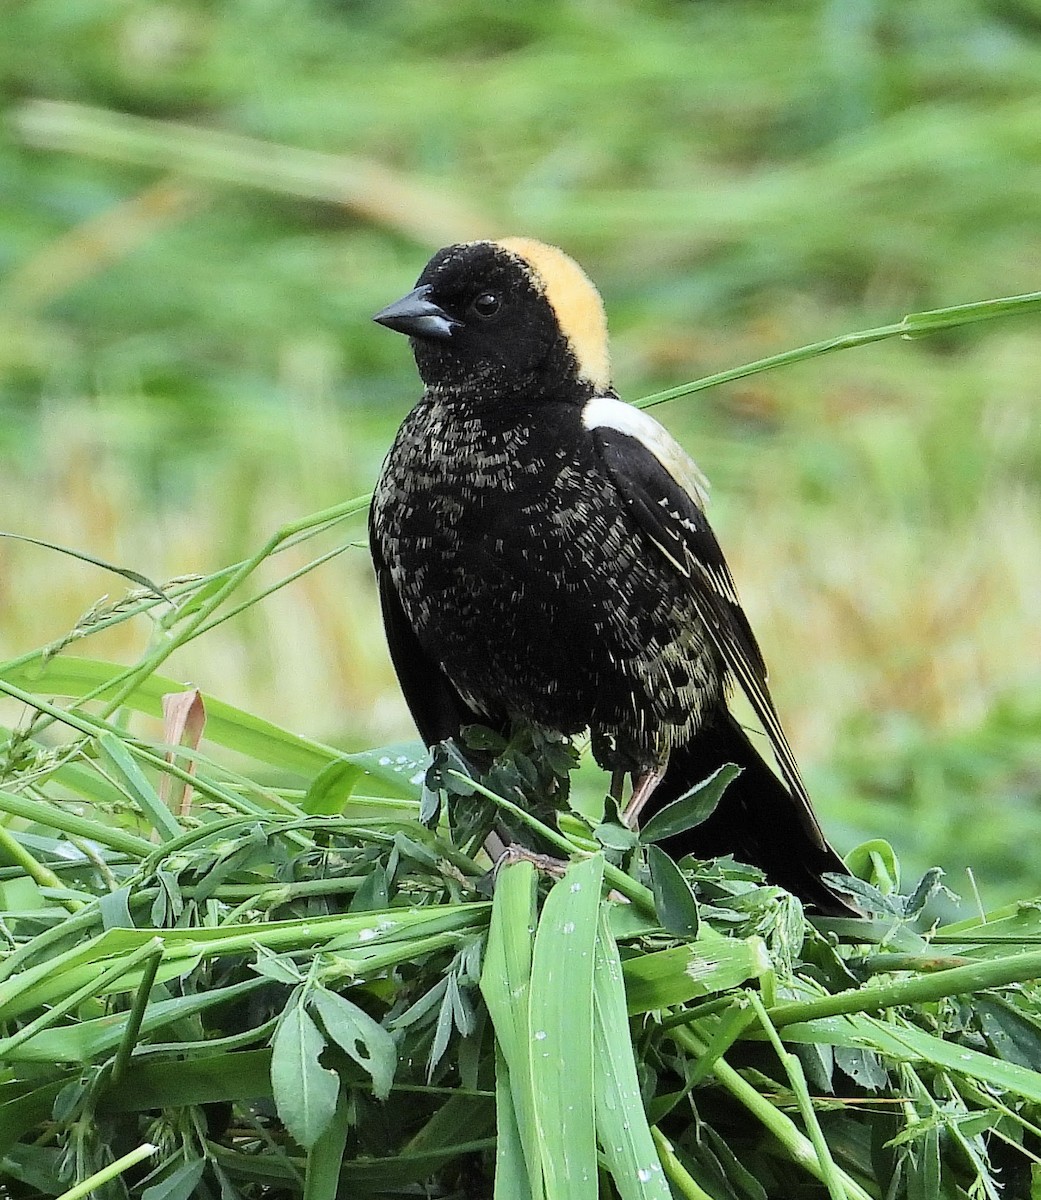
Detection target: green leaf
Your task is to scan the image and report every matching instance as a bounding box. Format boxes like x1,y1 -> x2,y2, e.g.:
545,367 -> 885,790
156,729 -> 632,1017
623,936 -> 769,1014
900,289 -> 1041,337
311,986 -> 396,1100
479,861 -> 543,1200
844,839 -> 900,893
96,731 -> 183,842
529,855 -> 604,1200
141,1159 -> 207,1200
302,759 -> 363,814
594,821 -> 640,852
646,845 -> 700,939
304,1086 -> 352,1200
98,1049 -> 274,1112
638,764 -> 739,844
270,998 -> 340,1148
493,1047 -> 534,1200
348,864 -> 390,912
975,995 -> 1041,1071
592,913 -> 669,1200
2,656 -> 338,776
343,742 -> 429,798
0,532 -> 168,599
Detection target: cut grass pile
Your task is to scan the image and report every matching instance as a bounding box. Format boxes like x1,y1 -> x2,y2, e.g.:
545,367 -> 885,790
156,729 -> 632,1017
3,644 -> 1041,1198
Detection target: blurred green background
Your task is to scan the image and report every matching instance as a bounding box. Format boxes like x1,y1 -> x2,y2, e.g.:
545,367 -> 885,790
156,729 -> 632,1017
2,0 -> 1041,903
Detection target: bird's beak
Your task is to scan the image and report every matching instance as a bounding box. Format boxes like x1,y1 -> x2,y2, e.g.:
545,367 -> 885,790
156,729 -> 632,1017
373,285 -> 460,341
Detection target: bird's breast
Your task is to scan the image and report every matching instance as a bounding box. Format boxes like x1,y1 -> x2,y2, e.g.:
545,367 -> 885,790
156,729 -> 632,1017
372,397 -> 722,756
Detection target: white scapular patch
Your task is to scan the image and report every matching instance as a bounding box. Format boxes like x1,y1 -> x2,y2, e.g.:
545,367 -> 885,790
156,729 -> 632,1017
581,395 -> 711,510
497,237 -> 611,390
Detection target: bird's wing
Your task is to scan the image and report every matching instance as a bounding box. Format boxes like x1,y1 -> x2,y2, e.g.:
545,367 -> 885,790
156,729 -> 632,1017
584,396 -> 818,820
369,505 -> 479,747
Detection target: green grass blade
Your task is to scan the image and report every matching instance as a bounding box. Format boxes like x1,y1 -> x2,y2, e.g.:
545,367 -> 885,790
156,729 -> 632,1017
2,978 -> 267,1063
493,1046 -> 534,1200
303,1085 -> 351,1200
98,1048 -> 274,1112
592,911 -> 670,1199
53,1142 -> 157,1200
0,788 -> 152,857
528,854 -> 604,1200
3,656 -> 340,776
623,936 -> 770,1013
96,731 -> 183,841
479,860 -> 543,1200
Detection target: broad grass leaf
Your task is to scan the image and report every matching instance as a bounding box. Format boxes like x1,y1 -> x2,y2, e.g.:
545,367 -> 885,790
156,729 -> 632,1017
311,986 -> 396,1100
96,731 -> 183,841
349,864 -> 390,912
97,1048 -> 275,1113
3,656 -> 338,776
493,1046 -> 534,1200
623,937 -> 769,1014
975,995 -> 1041,1071
529,855 -> 603,1200
638,764 -> 739,844
479,862 -> 543,1200
303,1086 -> 351,1200
592,912 -> 669,1200
271,999 -> 339,1148
99,886 -> 134,931
646,845 -> 699,939
344,742 -> 429,798
302,759 -> 364,814
141,1158 -> 206,1200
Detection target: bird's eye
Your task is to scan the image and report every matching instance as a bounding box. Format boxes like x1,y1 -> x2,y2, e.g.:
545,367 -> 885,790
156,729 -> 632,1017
471,292 -> 501,318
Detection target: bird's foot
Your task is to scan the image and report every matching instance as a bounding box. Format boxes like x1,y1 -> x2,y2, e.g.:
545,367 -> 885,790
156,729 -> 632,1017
621,760 -> 669,828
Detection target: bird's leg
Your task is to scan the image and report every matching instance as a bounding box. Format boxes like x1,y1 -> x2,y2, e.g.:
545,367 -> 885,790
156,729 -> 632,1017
483,832 -> 569,881
609,769 -> 626,804
621,758 -> 669,828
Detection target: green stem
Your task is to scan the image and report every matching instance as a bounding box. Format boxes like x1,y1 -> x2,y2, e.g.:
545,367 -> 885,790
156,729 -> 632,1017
53,1142 -> 158,1200
0,788 -> 154,857
110,946 -> 163,1084
0,936 -> 164,1058
635,289 -> 1041,411
0,821 -> 82,912
94,496 -> 369,720
769,947 -> 1041,1028
650,1126 -> 716,1200
858,952 -> 974,975
0,678 -> 306,833
667,1024 -> 876,1200
747,991 -> 850,1200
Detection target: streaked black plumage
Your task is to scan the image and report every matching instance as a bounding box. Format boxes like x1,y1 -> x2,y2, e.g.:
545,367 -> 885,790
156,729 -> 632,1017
369,238 -> 853,914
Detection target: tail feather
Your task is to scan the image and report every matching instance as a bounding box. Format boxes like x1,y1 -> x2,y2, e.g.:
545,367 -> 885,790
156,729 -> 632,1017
646,713 -> 856,916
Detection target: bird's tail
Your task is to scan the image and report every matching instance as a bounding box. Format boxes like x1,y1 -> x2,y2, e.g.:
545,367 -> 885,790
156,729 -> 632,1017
645,713 -> 856,916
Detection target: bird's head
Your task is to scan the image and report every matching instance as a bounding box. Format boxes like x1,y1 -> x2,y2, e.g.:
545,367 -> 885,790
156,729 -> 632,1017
373,238 -> 611,400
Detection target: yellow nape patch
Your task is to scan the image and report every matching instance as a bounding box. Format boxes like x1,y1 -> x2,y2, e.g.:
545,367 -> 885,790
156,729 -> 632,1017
497,237 -> 611,390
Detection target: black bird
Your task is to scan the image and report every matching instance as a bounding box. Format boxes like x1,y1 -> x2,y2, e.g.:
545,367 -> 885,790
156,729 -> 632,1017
370,238 -> 853,914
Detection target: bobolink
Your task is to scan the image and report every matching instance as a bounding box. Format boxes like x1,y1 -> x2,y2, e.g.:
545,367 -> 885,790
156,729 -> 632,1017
370,238 -> 851,914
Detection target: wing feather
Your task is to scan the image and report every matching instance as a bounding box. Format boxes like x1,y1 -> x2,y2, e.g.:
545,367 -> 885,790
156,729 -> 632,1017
585,398 -> 818,818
